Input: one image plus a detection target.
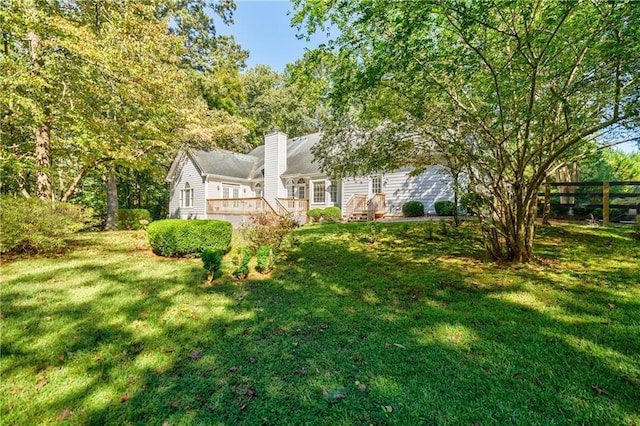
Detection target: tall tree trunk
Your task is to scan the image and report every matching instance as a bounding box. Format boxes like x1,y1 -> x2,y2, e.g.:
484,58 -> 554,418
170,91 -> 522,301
452,171 -> 460,227
542,175 -> 552,225
104,169 -> 119,231
28,30 -> 53,200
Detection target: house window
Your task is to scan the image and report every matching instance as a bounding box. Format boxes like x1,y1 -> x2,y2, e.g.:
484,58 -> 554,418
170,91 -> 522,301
181,182 -> 194,208
329,180 -> 338,204
254,183 -> 262,198
296,178 -> 306,200
372,175 -> 382,194
286,179 -> 295,198
312,180 -> 326,204
222,184 -> 240,207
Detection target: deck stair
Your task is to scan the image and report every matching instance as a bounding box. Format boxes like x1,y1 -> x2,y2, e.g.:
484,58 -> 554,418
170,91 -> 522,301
344,193 -> 386,222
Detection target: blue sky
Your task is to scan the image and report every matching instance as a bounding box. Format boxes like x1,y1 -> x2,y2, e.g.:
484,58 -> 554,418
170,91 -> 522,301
215,0 -> 327,72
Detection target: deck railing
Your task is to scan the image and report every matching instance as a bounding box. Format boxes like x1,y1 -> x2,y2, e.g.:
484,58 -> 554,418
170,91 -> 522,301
277,198 -> 309,214
344,194 -> 368,219
368,193 -> 386,216
207,197 -> 276,216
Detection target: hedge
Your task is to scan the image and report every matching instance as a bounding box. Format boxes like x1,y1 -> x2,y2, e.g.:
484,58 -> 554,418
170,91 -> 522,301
307,207 -> 342,223
402,201 -> 424,217
434,200 -> 456,216
116,209 -> 151,230
147,219 -> 232,258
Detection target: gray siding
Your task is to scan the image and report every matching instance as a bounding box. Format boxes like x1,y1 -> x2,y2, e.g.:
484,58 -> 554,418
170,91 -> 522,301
341,177 -> 369,208
384,166 -> 454,215
169,156 -> 206,219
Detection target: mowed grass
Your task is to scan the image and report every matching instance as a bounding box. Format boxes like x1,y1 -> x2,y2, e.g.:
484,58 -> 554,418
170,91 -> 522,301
1,221 -> 639,425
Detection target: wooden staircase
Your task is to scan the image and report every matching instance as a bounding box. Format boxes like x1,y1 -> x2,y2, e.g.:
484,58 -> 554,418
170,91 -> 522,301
344,194 -> 386,222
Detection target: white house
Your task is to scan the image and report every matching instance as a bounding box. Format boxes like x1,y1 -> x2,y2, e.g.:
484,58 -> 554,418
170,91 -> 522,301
166,131 -> 455,226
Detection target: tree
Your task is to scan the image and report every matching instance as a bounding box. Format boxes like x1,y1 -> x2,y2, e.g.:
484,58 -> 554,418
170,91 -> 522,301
293,0 -> 640,262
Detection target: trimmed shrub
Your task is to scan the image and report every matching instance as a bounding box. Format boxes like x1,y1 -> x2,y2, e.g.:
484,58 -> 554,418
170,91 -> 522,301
232,249 -> 252,279
147,219 -> 232,258
116,209 -> 151,230
256,246 -> 275,274
306,208 -> 323,223
0,196 -> 96,254
201,248 -> 224,283
434,200 -> 456,216
402,201 -> 424,217
321,207 -> 342,223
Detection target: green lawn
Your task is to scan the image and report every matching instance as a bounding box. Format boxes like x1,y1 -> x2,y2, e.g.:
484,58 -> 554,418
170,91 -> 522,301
1,222 -> 639,425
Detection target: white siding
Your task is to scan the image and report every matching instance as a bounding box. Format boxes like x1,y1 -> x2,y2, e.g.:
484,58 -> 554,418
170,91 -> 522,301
205,177 -> 255,199
341,177 -> 369,208
169,155 -> 205,219
384,166 -> 454,215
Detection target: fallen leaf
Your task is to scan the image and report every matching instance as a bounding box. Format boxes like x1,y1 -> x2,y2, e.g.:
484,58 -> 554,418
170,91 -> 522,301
208,404 -> 216,411
164,348 -> 174,353
385,405 -> 393,413
293,367 -> 307,376
513,373 -> 522,380
171,401 -> 179,408
229,366 -> 238,372
244,389 -> 257,398
119,393 -> 130,403
293,342 -> 300,348
320,324 -> 329,330
240,402 -> 248,410
392,343 -> 407,349
59,408 -> 73,421
358,383 -> 367,392
592,385 -> 608,395
36,380 -> 48,390
187,351 -> 202,360
607,303 -> 616,309
249,357 -> 257,364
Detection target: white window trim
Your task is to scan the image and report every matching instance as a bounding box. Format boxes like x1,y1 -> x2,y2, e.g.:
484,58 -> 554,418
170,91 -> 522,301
181,182 -> 194,208
312,179 -> 326,204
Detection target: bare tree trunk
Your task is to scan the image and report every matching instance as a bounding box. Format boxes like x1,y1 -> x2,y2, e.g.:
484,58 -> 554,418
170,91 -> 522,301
104,169 -> 118,231
28,30 -> 53,200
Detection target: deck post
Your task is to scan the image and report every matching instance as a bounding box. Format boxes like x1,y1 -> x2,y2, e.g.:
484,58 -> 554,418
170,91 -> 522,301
602,181 -> 610,225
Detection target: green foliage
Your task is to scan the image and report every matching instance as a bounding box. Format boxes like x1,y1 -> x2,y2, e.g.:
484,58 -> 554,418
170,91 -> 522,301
402,201 -> 424,217
232,249 -> 252,279
256,246 -> 275,274
580,147 -> 640,182
307,207 -> 342,223
147,219 -> 232,258
0,196 -> 95,254
295,0 -> 640,262
439,219 -> 450,236
201,248 -> 224,283
460,192 -> 483,216
434,201 -> 456,216
306,208 -> 323,222
243,213 -> 299,251
116,209 -> 151,230
321,206 -> 342,222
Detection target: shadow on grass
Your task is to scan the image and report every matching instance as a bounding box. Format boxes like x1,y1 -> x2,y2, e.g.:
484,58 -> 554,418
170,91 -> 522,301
1,224 -> 639,425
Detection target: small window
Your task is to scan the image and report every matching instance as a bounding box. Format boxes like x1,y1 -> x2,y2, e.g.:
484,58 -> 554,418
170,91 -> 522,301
255,183 -> 263,198
313,180 -> 326,204
372,175 -> 382,194
329,180 -> 338,204
296,178 -> 306,200
181,182 -> 194,208
286,179 -> 295,198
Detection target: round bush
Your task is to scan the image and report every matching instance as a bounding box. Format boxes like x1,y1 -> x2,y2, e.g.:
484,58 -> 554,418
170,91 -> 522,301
321,207 -> 342,223
434,200 -> 455,216
402,201 -> 425,217
306,208 -> 323,223
116,209 -> 151,230
147,219 -> 232,258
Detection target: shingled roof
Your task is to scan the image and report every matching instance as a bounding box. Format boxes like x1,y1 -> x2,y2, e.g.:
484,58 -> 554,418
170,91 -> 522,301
174,133 -> 323,181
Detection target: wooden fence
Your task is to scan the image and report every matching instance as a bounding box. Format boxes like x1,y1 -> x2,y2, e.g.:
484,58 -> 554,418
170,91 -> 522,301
538,181 -> 640,224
